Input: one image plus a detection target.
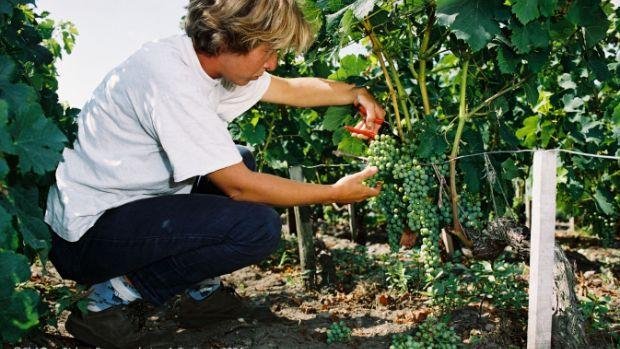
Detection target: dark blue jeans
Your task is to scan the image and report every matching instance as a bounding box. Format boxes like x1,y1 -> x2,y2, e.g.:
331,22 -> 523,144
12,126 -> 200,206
49,146 -> 282,306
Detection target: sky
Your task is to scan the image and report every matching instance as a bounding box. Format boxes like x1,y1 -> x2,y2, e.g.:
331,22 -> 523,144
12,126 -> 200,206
37,0 -> 188,108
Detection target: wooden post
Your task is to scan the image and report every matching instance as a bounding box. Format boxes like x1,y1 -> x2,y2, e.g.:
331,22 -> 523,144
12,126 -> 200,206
348,203 -> 358,241
289,166 -> 316,289
284,207 -> 297,239
527,150 -> 557,349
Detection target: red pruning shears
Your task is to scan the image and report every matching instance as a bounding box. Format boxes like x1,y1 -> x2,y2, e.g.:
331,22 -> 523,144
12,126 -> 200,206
344,105 -> 385,140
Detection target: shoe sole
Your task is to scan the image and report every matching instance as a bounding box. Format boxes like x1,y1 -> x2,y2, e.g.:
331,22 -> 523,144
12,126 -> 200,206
65,314 -> 121,349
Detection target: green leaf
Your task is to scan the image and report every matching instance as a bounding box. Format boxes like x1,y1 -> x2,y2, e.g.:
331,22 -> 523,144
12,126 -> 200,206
0,99 -> 7,124
497,46 -> 520,74
558,73 -> 577,90
0,1 -> 12,15
512,0 -> 539,25
538,0 -> 557,16
337,135 -> 366,155
19,216 -> 51,254
0,55 -> 16,82
317,0 -> 343,12
501,159 -> 519,180
516,115 -> 539,146
526,49 -> 550,73
351,0 -> 377,20
323,106 -> 351,131
415,129 -> 448,158
0,83 -> 38,112
523,80 -> 539,106
329,54 -> 369,80
436,0 -> 502,52
332,126 -> 347,146
338,9 -> 355,46
0,289 -> 40,343
300,0 -> 323,33
510,21 -> 550,54
0,158 -> 8,179
240,123 -> 266,144
9,103 -> 67,174
0,251 -> 31,297
0,99 -> 12,153
566,0 -> 610,47
562,94 -> 584,113
588,56 -> 610,81
593,188 -> 616,215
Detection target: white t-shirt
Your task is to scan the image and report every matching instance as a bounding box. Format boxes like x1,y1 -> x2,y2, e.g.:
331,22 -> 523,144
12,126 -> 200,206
45,35 -> 271,242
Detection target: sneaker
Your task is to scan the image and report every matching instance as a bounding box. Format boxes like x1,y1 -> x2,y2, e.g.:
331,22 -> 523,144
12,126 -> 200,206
176,284 -> 279,328
65,300 -> 171,349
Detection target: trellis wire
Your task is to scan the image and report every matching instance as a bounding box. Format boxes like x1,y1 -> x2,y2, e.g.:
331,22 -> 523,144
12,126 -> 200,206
319,148 -> 620,170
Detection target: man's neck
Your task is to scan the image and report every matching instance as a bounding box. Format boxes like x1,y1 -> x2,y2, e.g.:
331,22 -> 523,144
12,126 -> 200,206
194,47 -> 222,80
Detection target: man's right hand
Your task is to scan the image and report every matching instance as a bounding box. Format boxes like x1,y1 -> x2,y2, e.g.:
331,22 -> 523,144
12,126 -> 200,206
330,166 -> 382,204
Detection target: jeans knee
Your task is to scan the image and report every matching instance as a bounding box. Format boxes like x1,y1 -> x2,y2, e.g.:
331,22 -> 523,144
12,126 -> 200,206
253,206 -> 282,254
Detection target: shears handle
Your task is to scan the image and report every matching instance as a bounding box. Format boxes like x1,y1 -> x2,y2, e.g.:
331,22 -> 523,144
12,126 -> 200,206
357,105 -> 384,124
344,105 -> 383,139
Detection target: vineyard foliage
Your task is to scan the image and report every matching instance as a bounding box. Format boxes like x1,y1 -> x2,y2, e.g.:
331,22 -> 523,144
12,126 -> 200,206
233,0 -> 619,246
0,0 -> 78,343
0,0 -> 618,344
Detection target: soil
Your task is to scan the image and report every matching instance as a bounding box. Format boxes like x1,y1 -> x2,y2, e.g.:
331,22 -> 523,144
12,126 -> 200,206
15,223 -> 620,349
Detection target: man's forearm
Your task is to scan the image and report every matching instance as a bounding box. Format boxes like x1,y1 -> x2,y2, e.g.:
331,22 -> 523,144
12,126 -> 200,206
262,76 -> 362,108
228,171 -> 337,206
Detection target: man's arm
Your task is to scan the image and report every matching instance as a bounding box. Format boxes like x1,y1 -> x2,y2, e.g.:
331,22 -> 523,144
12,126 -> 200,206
261,76 -> 386,130
261,76 -> 360,107
207,162 -> 381,207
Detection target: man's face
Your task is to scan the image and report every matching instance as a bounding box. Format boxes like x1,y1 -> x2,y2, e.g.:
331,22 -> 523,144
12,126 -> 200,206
218,45 -> 278,86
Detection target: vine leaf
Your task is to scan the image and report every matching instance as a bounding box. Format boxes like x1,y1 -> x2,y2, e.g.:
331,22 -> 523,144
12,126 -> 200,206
351,0 -> 377,20
0,289 -> 39,343
512,0 -> 539,24
510,21 -> 550,54
566,0 -> 610,48
337,135 -> 366,155
240,123 -> 266,144
0,251 -> 30,296
323,106 -> 351,131
436,0 -> 502,52
497,46 -> 520,74
0,55 -> 16,82
9,103 -> 67,175
593,188 -> 616,216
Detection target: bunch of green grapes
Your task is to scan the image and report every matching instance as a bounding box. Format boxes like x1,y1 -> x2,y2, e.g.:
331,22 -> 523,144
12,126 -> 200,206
419,227 -> 441,281
591,213 -> 617,247
439,191 -> 484,232
390,317 -> 461,349
402,160 -> 441,233
367,134 -> 399,184
368,135 -> 407,249
326,320 -> 352,344
459,192 -> 484,231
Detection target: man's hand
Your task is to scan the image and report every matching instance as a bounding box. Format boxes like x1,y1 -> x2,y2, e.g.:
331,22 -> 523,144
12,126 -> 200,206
352,87 -> 386,140
330,166 -> 382,204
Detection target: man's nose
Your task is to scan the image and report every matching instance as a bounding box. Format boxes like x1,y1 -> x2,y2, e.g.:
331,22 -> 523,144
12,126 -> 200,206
264,52 -> 278,71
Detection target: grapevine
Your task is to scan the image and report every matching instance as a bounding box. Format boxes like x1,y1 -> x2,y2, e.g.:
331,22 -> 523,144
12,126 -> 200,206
326,320 -> 353,344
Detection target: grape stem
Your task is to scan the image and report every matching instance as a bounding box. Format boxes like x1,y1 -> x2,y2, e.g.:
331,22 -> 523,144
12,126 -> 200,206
418,6 -> 435,116
364,20 -> 405,141
449,58 -> 473,248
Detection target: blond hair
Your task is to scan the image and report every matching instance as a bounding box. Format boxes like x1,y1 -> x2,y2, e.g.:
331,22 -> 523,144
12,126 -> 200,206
185,0 -> 314,56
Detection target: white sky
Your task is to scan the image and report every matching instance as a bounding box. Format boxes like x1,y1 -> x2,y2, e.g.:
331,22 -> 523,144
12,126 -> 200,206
37,0 -> 188,108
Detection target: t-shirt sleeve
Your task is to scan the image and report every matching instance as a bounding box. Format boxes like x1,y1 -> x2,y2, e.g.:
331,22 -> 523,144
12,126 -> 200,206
217,72 -> 272,122
151,85 -> 242,183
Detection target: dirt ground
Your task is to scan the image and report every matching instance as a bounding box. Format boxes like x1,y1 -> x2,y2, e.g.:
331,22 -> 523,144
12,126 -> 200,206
16,223 -> 620,349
